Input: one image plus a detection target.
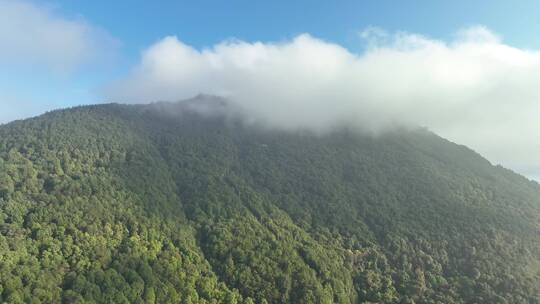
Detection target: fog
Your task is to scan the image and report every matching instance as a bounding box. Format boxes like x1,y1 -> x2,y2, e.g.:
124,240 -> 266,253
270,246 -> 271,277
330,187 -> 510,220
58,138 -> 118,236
105,26 -> 540,179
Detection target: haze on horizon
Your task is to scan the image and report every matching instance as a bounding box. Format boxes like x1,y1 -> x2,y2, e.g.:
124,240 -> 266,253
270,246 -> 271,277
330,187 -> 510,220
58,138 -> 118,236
1,0 -> 539,182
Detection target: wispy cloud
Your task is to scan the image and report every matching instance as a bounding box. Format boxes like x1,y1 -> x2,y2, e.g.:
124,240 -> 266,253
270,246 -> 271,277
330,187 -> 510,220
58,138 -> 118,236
105,26 -> 540,179
0,0 -> 118,123
0,0 -> 118,72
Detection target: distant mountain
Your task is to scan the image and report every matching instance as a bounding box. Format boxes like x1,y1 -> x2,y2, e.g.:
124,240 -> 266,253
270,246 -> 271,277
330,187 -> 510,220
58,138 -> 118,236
0,99 -> 538,303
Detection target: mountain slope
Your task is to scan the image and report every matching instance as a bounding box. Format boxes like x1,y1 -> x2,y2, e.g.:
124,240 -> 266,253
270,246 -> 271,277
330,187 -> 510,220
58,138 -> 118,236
0,101 -> 539,303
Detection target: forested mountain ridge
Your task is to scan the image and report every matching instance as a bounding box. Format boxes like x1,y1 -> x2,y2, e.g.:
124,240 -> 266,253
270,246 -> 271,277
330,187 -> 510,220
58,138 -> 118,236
0,100 -> 539,303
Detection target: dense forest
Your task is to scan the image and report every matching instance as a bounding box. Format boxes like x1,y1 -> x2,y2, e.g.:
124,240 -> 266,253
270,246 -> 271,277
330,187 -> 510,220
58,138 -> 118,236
0,99 -> 539,303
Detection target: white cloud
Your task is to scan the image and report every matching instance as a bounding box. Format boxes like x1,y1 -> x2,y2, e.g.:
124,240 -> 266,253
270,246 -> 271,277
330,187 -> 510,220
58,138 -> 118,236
0,0 -> 118,124
105,26 -> 540,180
0,0 -> 117,71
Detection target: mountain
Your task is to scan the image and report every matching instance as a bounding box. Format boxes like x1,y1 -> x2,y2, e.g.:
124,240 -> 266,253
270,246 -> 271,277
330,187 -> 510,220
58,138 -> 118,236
0,99 -> 539,304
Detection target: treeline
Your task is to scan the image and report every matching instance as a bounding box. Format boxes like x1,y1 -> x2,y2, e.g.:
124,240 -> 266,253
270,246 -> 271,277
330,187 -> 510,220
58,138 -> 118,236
0,103 -> 538,303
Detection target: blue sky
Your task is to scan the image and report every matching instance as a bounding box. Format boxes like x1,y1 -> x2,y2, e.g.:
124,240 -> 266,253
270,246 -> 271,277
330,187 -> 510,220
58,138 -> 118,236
1,0 -> 540,181
3,0 -> 540,117
56,0 -> 540,51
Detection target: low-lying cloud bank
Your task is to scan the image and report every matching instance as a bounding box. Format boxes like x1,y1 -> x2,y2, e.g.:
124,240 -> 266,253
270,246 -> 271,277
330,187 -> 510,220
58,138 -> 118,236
105,27 -> 540,180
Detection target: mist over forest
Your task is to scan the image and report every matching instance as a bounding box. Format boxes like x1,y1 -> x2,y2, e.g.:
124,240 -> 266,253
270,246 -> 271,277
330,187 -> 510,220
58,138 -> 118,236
1,1 -> 540,303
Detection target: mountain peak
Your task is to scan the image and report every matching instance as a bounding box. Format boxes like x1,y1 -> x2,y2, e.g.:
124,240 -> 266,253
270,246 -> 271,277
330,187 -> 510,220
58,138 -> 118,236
0,104 -> 538,303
